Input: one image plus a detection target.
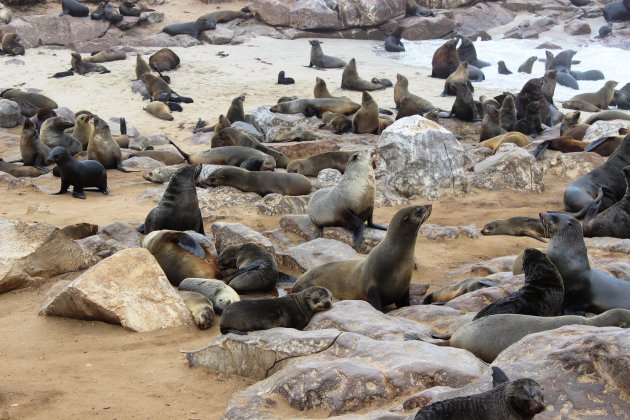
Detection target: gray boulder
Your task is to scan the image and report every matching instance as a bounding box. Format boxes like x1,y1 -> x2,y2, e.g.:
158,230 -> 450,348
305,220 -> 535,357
0,99 -> 22,128
473,144 -> 544,192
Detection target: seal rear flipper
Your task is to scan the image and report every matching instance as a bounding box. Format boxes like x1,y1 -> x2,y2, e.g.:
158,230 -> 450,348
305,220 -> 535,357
278,272 -> 296,283
195,118 -> 207,130
491,366 -> 510,386
584,135 -> 612,153
50,70 -> 74,78
172,232 -> 205,257
394,289 -> 411,308
430,332 -> 451,340
366,287 -> 384,311
583,197 -> 602,233
167,139 -> 191,163
221,263 -> 262,283
366,215 -> 387,231
533,140 -> 551,160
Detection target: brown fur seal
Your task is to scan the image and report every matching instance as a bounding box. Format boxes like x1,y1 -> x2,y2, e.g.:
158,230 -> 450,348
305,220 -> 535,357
293,205 -> 432,310
179,291 -> 214,330
441,82 -> 476,121
564,134 -> 630,216
319,112 -> 352,133
162,16 -> 216,39
204,167 -> 311,196
451,308 -> 630,363
72,113 -> 93,150
583,166 -> 630,238
499,93 -> 517,131
562,100 -> 601,112
479,105 -> 504,142
70,53 -> 110,75
307,40 -> 346,69
269,98 -> 360,118
396,97 -> 429,120
481,216 -> 546,241
142,230 -> 221,286
272,128 -> 320,143
1,89 -> 58,115
313,77 -> 346,99
560,110 -> 581,134
88,115 -> 135,172
442,61 -> 473,97
541,211 -> 630,314
40,117 -> 82,155
29,108 -> 56,134
0,160 -> 46,178
566,80 -> 618,110
214,127 -> 289,168
168,140 -> 275,170
307,151 -> 385,248
135,54 -> 151,80
1,33 -> 24,56
83,50 -> 126,64
517,56 -> 537,74
141,73 -> 172,101
513,101 -> 543,136
353,91 -> 380,134
287,151 -> 354,176
178,279 -> 239,314
423,278 -> 500,304
474,249 -> 564,320
477,131 -> 532,151
19,118 -> 50,169
48,146 -> 109,199
218,243 -> 278,293
394,74 -> 434,112
144,101 -> 173,121
584,110 -> 630,125
431,38 -> 460,79
341,58 -> 384,91
138,165 -> 205,235
497,60 -> 513,75
220,286 -> 333,334
60,222 -> 99,240
226,94 -> 245,124
415,369 -> 545,419
515,77 -> 549,125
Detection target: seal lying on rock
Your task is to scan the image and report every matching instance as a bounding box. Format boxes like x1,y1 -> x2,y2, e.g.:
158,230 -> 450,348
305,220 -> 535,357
583,166 -> 630,239
205,167 -> 311,196
423,278 -> 500,304
481,217 -> 546,242
218,243 -> 278,293
162,16 -> 216,39
220,286 -> 333,334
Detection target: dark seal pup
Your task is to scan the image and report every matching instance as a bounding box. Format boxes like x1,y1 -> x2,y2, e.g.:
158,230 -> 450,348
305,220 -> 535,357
583,166 -> 630,238
341,58 -> 384,91
415,368 -> 545,420
48,146 -> 108,199
218,243 -> 278,293
162,16 -> 216,39
138,164 -> 205,235
473,248 -> 564,320
220,286 -> 332,334
71,52 -> 110,75
541,211 -> 630,314
277,71 -> 295,85
307,40 -> 346,68
293,205 -> 432,311
384,27 -> 405,52
60,0 -> 89,17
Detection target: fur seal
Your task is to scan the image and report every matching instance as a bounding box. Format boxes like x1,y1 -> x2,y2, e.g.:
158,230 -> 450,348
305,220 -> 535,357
313,77 -> 346,99
341,58 -> 384,91
396,97 -> 429,120
517,56 -> 537,74
139,165 -> 205,235
214,127 -> 288,168
60,0 -> 89,17
442,61 -> 473,97
149,48 -> 180,73
477,132 -> 531,153
306,151 -> 384,248
423,278 -> 500,304
29,108 -> 56,134
440,82 -> 476,121
88,115 -> 134,172
72,113 -> 93,150
128,150 -> 185,166
406,0 -> 434,17
272,128 -> 320,143
353,91 -> 380,134
556,70 -> 580,90
499,94 -> 517,131
513,101 -> 543,136
612,90 -> 630,110
40,117 -> 82,155
1,33 -> 24,56
199,10 -> 252,23
320,111 -> 352,133
226,94 -> 245,124
415,370 -> 545,419
144,101 -> 173,121
564,134 -> 630,215
516,77 -> 549,125
497,61 -> 513,75
603,1 -> 630,22
0,89 -> 57,115
567,80 -> 618,110
394,74 -> 434,112
474,249 -> 563,320
60,222 -> 98,240
277,71 -> 295,85
135,54 -> 151,80
467,64 -> 486,82
19,118 -> 50,169
142,230 -> 220,286
584,110 -> 630,125
457,38 -> 490,68
70,53 -> 110,75
220,286 -> 332,334
384,27 -> 405,53
92,2 -> 123,23
541,211 -> 630,314
293,205 -> 431,310
178,278 -> 239,314
217,243 -> 278,293
479,105 -> 504,142
204,167 -> 311,196
162,16 -> 216,39
307,40 -> 346,69
583,166 -> 630,238
48,146 -> 108,199
269,98 -> 360,118
562,99 -> 600,112
168,140 -> 275,170
0,160 -> 46,178
287,151 -> 354,176
179,291 -> 214,330
570,69 -> 605,81
83,50 -> 126,64
451,308 -> 630,362
431,38 -> 460,79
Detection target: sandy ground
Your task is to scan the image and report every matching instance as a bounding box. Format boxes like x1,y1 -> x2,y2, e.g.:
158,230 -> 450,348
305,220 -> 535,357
1,2 -> 629,419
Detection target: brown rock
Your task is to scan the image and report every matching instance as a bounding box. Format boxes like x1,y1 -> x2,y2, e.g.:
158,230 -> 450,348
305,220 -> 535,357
564,19 -> 591,35
400,15 -> 456,40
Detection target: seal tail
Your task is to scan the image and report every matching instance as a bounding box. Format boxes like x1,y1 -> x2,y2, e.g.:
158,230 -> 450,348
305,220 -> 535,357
167,139 -> 192,163
533,140 -> 551,160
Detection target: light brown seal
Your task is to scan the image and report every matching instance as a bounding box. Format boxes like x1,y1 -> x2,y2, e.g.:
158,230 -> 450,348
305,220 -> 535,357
352,91 -> 380,134
88,115 -> 135,172
423,278 -> 500,304
144,101 -> 173,121
341,58 -> 384,91
179,291 -> 214,330
477,131 -> 531,152
168,140 -> 276,170
481,216 -> 546,241
214,127 -> 289,168
286,151 -> 355,176
566,80 -> 618,110
19,118 -> 50,169
394,73 -> 435,112
72,113 -> 93,150
60,222 -> 99,240
135,54 -> 151,80
313,77 -> 346,99
269,98 -> 360,118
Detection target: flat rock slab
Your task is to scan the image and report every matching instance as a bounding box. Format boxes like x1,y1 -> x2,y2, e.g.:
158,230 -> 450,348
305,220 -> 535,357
276,238 -> 361,275
39,248 -> 192,332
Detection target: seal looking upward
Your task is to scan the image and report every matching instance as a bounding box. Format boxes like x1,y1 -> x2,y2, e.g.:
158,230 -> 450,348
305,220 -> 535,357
88,115 -> 136,172
307,40 -> 346,69
341,58 -> 384,91
293,205 -> 432,311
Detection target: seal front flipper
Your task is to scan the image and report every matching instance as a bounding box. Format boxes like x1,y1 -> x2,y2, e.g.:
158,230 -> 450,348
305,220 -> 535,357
394,289 -> 410,308
366,287 -> 384,311
172,232 -> 205,257
366,215 -> 387,231
533,140 -> 551,160
491,367 -> 510,386
221,263 -> 262,283
50,70 -> 74,78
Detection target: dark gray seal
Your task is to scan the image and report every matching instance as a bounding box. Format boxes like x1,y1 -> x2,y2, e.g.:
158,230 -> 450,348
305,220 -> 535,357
61,0 -> 89,17
219,286 -> 333,334
457,38 -> 490,68
162,16 -> 216,39
583,166 -> 630,238
48,146 -> 108,199
218,243 -> 278,293
498,61 -> 513,75
541,211 -> 630,314
385,27 -> 405,53
481,217 -> 546,242
307,40 -> 346,68
570,70 -> 605,81
517,56 -> 537,74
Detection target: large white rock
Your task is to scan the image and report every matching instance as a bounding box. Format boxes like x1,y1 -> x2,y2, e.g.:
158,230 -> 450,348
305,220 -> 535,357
39,248 -> 193,332
249,106 -> 321,142
375,116 -> 467,200
0,219 -> 97,293
583,119 -> 630,142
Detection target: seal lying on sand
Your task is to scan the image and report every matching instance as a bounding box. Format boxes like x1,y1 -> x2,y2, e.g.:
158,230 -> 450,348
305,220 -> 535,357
481,217 -> 546,242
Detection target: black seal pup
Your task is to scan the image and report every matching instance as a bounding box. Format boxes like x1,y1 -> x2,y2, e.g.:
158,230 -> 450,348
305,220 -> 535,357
48,146 -> 108,199
384,27 -> 405,53
474,249 -> 564,320
277,71 -> 295,85
219,286 -> 333,334
138,165 -> 205,235
218,243 -> 278,293
540,211 -> 630,314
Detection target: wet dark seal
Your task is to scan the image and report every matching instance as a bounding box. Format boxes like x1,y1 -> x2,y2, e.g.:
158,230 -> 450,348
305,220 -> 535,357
277,71 -> 295,85
218,243 -> 278,293
583,166 -> 630,239
497,60 -> 513,75
48,146 -> 109,199
384,27 -> 405,53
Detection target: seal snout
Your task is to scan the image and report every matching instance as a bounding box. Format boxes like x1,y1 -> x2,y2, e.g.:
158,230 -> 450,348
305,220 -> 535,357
415,204 -> 432,224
